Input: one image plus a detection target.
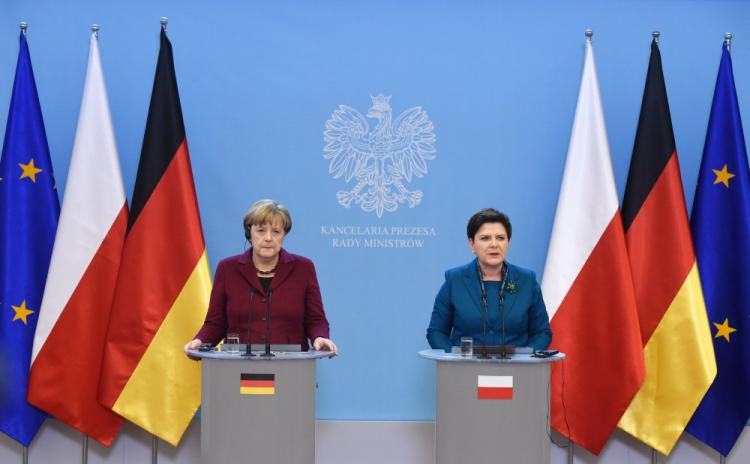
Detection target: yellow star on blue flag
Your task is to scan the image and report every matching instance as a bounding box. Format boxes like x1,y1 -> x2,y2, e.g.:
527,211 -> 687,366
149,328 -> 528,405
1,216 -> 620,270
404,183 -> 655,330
10,300 -> 35,325
18,158 -> 43,183
713,318 -> 736,342
712,164 -> 735,187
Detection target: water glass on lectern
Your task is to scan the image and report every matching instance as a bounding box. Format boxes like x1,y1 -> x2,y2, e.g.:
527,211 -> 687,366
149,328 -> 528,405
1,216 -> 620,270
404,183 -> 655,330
460,336 -> 473,357
225,333 -> 240,354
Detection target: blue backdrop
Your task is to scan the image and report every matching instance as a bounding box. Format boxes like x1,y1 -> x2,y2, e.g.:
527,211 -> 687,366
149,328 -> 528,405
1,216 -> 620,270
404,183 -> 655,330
1,0 -> 748,421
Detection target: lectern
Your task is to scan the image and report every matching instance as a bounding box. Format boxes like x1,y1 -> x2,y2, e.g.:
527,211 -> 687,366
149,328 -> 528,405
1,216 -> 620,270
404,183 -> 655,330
190,348 -> 332,464
419,349 -> 563,464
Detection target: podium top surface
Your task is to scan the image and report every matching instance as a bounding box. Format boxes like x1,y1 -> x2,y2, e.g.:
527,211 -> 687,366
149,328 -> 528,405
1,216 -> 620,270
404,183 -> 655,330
188,349 -> 333,361
418,349 -> 564,363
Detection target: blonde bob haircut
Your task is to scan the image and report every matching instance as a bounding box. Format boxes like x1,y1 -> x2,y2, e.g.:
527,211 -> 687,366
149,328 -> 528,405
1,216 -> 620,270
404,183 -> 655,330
243,199 -> 293,236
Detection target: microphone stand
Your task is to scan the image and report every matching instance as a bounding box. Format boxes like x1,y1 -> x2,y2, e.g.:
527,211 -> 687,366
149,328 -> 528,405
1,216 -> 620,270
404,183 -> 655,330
498,264 -> 510,359
261,289 -> 274,358
477,263 -> 490,359
479,296 -> 491,359
243,288 -> 256,357
499,300 -> 509,359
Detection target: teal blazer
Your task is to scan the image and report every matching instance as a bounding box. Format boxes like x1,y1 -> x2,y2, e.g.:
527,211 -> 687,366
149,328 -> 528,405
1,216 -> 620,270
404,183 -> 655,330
427,259 -> 552,351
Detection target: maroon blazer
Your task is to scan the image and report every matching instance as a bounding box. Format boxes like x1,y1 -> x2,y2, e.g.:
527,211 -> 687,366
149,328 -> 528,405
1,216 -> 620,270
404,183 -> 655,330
195,248 -> 330,350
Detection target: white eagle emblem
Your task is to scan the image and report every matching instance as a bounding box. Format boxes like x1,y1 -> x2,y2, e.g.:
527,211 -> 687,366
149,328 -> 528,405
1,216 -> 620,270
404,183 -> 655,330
323,95 -> 437,217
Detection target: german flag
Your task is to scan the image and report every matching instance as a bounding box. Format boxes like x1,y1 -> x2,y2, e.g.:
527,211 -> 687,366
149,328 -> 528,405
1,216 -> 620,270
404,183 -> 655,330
98,26 -> 211,446
616,37 -> 716,455
240,374 -> 276,396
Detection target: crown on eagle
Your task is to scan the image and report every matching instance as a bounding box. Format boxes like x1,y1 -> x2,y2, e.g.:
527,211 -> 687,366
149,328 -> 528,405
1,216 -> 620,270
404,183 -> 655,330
370,94 -> 392,112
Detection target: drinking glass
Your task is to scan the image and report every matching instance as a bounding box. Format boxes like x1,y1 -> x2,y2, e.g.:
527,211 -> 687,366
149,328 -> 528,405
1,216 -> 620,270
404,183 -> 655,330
460,336 -> 473,357
225,333 -> 240,354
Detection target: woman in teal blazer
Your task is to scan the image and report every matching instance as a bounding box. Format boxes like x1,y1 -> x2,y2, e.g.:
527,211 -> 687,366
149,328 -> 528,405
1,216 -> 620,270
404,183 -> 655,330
427,209 -> 552,351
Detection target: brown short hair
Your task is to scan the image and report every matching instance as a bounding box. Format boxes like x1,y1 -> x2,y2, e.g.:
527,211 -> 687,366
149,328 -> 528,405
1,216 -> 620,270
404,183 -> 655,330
243,199 -> 292,237
466,208 -> 512,240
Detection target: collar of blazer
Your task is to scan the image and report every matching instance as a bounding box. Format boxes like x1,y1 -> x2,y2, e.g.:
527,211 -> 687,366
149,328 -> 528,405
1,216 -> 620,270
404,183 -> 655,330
237,248 -> 296,295
461,258 -> 521,316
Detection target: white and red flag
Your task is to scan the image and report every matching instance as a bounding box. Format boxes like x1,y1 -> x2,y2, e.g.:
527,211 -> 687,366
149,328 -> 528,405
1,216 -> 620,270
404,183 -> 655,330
27,31 -> 127,446
477,375 -> 513,400
541,35 -> 644,455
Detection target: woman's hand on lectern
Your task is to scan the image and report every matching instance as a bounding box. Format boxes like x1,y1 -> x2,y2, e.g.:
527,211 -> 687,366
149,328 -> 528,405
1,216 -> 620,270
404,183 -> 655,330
184,338 -> 202,354
313,337 -> 338,355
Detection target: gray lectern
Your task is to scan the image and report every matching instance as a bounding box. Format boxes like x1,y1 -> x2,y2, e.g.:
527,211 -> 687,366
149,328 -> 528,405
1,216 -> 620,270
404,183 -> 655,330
190,349 -> 332,464
419,349 -> 563,464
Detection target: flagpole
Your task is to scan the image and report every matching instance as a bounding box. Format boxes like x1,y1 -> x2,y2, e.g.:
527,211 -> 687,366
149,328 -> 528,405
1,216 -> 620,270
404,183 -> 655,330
568,441 -> 574,464
82,435 -> 88,464
564,32 -> 592,464
148,20 -> 167,464
18,22 -> 30,464
565,32 -> 593,464
145,22 -> 167,464
18,23 -> 28,462
150,29 -> 167,457
648,32 -> 659,464
76,23 -> 101,464
703,33 -> 730,461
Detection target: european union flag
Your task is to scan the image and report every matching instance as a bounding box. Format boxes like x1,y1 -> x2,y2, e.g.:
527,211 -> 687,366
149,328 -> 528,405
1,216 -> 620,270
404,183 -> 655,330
686,42 -> 750,457
0,32 -> 59,447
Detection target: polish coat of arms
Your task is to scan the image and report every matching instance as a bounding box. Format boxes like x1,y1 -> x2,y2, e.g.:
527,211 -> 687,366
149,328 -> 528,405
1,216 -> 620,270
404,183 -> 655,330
323,95 -> 437,217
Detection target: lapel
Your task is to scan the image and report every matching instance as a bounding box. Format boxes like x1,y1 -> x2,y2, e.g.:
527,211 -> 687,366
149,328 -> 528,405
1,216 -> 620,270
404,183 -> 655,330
237,249 -> 263,294
269,249 -> 295,292
503,262 -> 520,316
461,259 -> 484,316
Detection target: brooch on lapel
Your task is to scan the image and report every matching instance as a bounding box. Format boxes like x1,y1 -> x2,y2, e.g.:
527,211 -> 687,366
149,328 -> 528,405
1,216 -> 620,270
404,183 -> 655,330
506,280 -> 519,294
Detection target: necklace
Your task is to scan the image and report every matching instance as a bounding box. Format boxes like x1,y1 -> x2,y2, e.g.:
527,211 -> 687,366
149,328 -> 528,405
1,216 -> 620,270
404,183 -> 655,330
253,258 -> 278,275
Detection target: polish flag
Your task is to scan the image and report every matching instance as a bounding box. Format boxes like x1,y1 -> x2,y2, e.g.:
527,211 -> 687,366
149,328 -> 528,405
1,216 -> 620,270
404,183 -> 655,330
27,31 -> 126,446
541,36 -> 644,455
477,375 -> 513,400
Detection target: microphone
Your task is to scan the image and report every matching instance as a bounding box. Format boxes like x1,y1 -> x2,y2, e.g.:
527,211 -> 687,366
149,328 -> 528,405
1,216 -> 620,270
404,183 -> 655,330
477,263 -> 490,359
243,288 -> 256,357
499,297 -> 508,358
499,264 -> 509,359
261,288 -> 274,358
